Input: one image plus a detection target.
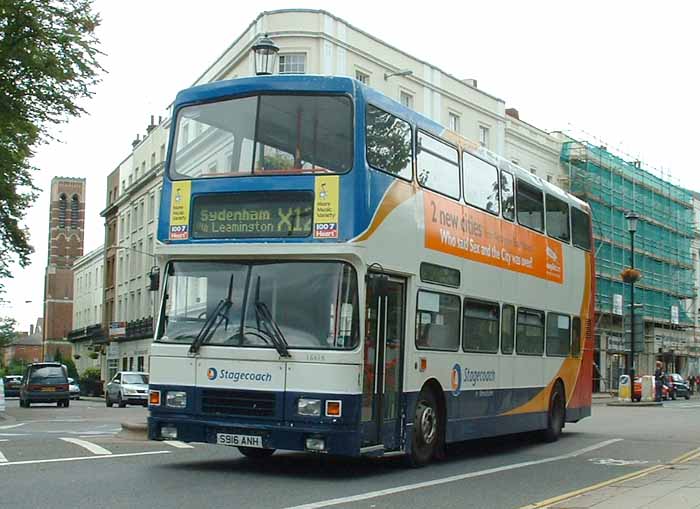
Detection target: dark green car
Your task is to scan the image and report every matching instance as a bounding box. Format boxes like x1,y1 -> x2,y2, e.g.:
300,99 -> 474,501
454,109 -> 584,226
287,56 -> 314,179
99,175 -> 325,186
19,363 -> 70,408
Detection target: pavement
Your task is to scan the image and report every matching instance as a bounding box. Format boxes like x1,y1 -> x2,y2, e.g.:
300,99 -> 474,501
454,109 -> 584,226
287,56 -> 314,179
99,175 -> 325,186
526,447 -> 700,508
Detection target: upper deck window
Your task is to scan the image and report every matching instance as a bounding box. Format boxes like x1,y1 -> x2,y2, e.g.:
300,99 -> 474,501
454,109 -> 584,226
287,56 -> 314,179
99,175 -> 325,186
170,94 -> 353,179
417,132 -> 460,199
463,151 -> 499,215
366,105 -> 412,180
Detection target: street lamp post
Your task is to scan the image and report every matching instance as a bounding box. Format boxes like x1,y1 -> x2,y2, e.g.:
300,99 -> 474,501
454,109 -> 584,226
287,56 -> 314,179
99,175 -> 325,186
623,212 -> 640,400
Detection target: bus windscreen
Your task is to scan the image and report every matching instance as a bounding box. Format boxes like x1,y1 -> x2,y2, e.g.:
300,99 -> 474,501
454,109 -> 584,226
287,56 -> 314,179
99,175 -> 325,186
171,94 -> 353,179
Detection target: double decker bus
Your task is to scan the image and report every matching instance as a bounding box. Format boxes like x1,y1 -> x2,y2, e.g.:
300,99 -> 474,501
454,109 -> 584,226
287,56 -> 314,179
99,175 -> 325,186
148,75 -> 594,466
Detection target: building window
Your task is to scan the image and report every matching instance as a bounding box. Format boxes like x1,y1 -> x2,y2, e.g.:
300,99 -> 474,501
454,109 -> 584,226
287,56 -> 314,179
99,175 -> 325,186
122,357 -> 128,371
137,356 -> 145,372
150,153 -> 156,168
399,91 -> 413,109
355,70 -> 370,85
448,112 -> 461,133
58,194 -> 67,228
278,53 -> 306,74
546,174 -> 553,183
128,175 -> 133,187
478,125 -> 489,147
160,144 -> 165,162
148,194 -> 155,222
530,167 -> 536,175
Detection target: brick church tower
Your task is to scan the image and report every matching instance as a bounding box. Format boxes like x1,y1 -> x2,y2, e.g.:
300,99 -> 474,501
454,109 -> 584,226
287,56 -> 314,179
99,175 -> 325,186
43,177 -> 86,359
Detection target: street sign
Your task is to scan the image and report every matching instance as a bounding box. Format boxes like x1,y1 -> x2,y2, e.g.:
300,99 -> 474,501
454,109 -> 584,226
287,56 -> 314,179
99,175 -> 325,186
109,321 -> 126,338
613,294 -> 623,316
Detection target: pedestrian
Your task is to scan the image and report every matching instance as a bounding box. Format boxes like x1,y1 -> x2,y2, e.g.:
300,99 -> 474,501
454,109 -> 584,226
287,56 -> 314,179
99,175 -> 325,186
689,375 -> 695,395
654,361 -> 665,402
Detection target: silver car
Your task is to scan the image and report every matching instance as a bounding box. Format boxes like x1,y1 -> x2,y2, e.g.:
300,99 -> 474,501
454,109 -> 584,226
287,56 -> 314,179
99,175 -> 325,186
68,377 -> 81,400
105,371 -> 149,407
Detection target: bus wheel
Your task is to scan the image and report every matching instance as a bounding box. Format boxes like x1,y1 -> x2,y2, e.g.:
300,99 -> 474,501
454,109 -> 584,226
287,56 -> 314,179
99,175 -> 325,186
542,384 -> 565,443
408,388 -> 440,467
238,447 -> 275,459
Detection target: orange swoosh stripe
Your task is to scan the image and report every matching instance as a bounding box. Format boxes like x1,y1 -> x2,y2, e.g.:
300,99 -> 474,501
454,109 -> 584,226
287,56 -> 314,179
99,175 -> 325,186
353,181 -> 416,242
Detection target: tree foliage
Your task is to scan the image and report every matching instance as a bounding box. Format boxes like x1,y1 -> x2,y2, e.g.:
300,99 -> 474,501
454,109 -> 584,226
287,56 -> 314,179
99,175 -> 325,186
0,0 -> 103,291
0,316 -> 17,348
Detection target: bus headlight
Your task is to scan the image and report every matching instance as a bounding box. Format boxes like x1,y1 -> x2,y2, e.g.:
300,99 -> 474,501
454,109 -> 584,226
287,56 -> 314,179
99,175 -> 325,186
297,398 -> 321,416
166,391 -> 187,409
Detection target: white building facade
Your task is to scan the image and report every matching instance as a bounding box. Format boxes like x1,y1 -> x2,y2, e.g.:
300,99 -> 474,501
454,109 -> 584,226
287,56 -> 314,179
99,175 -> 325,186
69,246 -> 104,374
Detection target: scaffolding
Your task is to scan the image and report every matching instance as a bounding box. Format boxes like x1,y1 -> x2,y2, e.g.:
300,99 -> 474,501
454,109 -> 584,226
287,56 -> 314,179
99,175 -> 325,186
562,140 -> 694,322
561,139 -> 696,387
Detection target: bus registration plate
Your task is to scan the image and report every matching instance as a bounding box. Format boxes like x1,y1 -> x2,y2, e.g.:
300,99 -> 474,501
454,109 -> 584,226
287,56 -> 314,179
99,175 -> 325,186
216,433 -> 263,448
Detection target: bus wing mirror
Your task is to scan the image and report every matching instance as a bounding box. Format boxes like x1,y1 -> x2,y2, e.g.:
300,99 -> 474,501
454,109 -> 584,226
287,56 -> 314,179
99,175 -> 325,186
148,266 -> 160,291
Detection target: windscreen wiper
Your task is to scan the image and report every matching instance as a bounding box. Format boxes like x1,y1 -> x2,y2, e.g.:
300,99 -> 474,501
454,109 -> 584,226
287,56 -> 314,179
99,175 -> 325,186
255,302 -> 291,358
189,274 -> 234,354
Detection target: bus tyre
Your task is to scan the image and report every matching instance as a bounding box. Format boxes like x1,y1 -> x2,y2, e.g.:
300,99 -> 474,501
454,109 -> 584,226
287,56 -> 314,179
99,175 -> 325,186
408,388 -> 440,467
238,447 -> 275,459
542,385 -> 565,443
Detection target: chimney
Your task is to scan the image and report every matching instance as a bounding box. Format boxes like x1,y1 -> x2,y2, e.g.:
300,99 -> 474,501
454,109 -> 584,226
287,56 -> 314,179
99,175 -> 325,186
462,78 -> 478,88
132,134 -> 140,148
506,108 -> 519,120
147,115 -> 156,133
30,324 -> 34,336
158,116 -> 163,124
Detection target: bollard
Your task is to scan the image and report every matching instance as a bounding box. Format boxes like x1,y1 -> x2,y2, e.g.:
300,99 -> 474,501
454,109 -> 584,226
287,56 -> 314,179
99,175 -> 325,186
618,374 -> 632,402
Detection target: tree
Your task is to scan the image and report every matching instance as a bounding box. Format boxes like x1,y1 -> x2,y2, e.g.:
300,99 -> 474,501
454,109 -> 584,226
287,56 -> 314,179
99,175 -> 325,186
0,0 -> 103,293
0,316 -> 17,348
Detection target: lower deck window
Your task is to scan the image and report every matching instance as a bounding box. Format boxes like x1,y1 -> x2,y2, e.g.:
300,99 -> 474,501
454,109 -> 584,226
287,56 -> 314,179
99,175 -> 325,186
546,313 -> 571,357
463,299 -> 500,353
415,290 -> 460,351
516,308 -> 544,355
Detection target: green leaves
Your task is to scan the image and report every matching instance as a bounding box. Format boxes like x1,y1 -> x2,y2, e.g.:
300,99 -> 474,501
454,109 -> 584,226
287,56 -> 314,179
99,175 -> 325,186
0,0 -> 104,293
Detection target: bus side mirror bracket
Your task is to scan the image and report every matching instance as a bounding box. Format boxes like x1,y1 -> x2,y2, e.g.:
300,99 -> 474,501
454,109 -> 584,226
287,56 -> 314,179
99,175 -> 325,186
148,266 -> 160,291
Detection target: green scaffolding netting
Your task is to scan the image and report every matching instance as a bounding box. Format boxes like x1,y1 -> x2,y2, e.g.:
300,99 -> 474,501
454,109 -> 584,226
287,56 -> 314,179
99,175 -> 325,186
561,140 -> 694,324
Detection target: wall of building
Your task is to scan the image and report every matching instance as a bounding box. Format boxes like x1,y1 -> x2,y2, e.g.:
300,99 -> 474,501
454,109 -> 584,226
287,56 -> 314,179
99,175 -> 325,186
72,246 -> 104,329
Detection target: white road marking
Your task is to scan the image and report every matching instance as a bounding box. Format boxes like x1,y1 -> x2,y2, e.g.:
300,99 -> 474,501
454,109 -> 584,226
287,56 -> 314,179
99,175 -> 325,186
0,423 -> 26,430
285,439 -> 624,509
163,440 -> 194,449
0,450 -> 7,463
589,458 -> 650,466
60,437 -> 112,455
0,433 -> 29,437
0,450 -> 170,467
0,439 -> 8,442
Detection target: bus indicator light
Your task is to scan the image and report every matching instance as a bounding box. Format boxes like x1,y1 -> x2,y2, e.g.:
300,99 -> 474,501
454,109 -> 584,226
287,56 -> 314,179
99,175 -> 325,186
325,400 -> 342,417
149,390 -> 161,406
420,358 -> 427,372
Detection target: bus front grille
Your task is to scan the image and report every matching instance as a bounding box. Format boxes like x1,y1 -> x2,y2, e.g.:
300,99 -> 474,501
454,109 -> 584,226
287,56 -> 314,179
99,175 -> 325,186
201,388 -> 276,417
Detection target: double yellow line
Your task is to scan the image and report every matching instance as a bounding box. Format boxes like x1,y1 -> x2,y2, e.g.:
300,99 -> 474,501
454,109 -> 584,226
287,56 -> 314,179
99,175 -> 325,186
521,446 -> 700,508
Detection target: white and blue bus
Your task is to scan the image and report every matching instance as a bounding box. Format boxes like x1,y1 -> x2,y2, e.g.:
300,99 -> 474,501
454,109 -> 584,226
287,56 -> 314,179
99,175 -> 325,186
148,75 -> 594,466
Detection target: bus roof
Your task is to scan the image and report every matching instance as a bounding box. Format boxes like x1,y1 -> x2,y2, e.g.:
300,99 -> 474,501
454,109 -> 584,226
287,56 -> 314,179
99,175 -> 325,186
173,74 -> 589,213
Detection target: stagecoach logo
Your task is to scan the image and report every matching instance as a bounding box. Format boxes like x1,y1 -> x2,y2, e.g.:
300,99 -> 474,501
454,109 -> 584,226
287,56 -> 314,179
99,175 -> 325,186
451,363 -> 497,396
451,364 -> 462,396
207,367 -> 218,381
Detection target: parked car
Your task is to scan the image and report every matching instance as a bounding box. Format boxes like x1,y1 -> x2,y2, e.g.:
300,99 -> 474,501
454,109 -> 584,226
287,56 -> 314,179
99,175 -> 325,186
68,377 -> 81,400
2,375 -> 22,397
19,362 -> 70,408
105,371 -> 149,408
667,373 -> 690,400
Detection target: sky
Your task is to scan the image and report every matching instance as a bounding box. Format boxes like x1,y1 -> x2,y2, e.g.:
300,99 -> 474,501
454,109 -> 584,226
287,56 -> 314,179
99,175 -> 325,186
2,0 -> 699,331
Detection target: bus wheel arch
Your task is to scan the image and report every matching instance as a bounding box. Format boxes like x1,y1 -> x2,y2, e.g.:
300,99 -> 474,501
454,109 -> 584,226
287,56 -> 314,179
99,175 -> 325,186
407,379 -> 446,467
542,379 -> 566,442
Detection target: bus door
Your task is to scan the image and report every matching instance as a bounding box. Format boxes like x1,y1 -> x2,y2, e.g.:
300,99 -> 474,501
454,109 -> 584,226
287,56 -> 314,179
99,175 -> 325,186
361,273 -> 405,451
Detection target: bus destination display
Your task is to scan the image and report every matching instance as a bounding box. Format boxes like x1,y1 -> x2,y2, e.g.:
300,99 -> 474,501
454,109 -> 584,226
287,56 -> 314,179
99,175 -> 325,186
192,192 -> 313,238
